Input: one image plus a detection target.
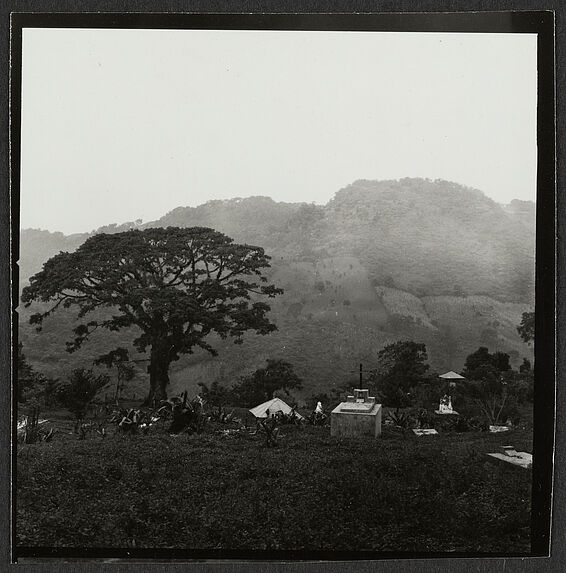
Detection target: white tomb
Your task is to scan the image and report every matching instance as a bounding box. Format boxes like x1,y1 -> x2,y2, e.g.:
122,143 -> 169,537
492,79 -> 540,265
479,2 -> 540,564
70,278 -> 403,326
435,394 -> 459,415
331,389 -> 382,438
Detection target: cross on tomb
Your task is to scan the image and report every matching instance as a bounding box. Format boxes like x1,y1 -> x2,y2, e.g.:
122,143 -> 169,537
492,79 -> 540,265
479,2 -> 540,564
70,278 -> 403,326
349,363 -> 378,387
348,363 -> 377,400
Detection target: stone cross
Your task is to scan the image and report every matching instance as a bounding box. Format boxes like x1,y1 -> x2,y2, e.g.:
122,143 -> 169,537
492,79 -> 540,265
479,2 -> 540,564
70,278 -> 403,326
349,363 -> 376,389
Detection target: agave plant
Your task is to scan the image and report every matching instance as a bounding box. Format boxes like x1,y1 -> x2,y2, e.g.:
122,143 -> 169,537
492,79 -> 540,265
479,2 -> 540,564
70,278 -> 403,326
160,391 -> 207,435
109,407 -> 160,434
207,406 -> 240,425
17,407 -> 54,444
387,408 -> 413,429
254,416 -> 280,447
273,408 -> 303,425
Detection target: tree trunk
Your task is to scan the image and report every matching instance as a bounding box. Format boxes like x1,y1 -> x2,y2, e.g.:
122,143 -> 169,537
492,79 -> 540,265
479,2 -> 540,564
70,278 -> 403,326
144,343 -> 171,407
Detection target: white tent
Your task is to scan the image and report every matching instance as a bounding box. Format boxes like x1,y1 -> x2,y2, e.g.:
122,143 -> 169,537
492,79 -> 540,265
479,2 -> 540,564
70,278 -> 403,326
439,371 -> 465,380
249,397 -> 304,420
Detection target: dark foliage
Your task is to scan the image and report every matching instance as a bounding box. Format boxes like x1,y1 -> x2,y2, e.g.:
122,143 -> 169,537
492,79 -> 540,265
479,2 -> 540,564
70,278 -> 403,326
386,408 -> 413,429
517,311 -> 535,344
307,410 -> 328,427
254,416 -> 280,447
162,391 -> 207,435
272,408 -> 303,426
230,359 -> 303,407
519,358 -> 532,373
17,406 -> 54,444
109,408 -> 158,434
16,343 -> 51,404
460,348 -> 529,426
414,408 -> 435,430
53,368 -> 110,420
94,347 -> 135,405
197,380 -> 231,410
373,341 -> 431,408
462,347 -> 511,380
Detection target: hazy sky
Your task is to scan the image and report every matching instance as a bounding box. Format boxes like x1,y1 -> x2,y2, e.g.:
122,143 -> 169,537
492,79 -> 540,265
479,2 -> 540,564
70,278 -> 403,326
20,28 -> 537,234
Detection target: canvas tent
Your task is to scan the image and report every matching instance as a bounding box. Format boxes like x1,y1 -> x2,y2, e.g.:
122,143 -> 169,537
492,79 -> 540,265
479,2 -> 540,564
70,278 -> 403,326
439,371 -> 465,380
249,397 -> 304,420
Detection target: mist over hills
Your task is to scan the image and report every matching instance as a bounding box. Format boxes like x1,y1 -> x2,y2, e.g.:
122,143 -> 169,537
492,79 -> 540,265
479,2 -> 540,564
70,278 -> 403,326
18,178 -> 535,401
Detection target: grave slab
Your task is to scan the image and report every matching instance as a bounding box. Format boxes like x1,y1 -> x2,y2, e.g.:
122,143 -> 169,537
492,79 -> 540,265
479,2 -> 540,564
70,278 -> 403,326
486,445 -> 532,469
489,425 -> 510,433
412,428 -> 438,436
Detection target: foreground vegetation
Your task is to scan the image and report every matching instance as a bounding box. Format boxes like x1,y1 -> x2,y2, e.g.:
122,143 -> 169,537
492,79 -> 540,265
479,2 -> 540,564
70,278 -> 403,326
17,423 -> 532,553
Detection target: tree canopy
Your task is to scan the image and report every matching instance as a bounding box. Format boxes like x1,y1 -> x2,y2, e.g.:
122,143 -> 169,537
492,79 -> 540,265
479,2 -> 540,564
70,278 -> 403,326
373,341 -> 430,409
21,227 -> 283,403
461,346 -> 511,382
517,311 -> 535,344
460,347 -> 529,426
230,359 -> 303,407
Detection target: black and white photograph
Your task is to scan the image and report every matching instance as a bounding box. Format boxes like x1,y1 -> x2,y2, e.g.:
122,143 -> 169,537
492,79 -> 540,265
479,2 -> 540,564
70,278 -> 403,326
10,11 -> 556,563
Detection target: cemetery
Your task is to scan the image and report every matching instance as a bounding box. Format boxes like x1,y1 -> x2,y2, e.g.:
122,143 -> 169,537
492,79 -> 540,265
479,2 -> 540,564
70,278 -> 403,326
16,368 -> 534,553
15,228 -> 536,554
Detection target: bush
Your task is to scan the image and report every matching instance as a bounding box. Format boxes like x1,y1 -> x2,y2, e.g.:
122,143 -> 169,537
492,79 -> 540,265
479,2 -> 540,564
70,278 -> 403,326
109,407 -> 160,434
414,408 -> 434,429
163,392 -> 207,435
254,416 -> 280,447
17,405 -> 54,444
307,411 -> 328,426
386,408 -> 413,429
272,409 -> 303,425
54,369 -> 110,420
16,343 -> 55,405
207,407 -> 241,425
230,359 -> 303,407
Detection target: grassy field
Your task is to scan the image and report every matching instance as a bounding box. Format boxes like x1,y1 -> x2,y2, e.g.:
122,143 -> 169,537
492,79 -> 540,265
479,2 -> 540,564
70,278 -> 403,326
16,419 -> 532,554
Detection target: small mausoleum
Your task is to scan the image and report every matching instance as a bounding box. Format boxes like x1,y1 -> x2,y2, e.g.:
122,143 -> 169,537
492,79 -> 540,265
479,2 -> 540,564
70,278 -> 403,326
331,388 -> 382,438
439,371 -> 465,388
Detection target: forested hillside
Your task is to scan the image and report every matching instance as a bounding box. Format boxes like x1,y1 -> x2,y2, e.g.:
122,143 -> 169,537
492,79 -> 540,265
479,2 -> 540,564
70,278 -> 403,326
18,178 -> 535,402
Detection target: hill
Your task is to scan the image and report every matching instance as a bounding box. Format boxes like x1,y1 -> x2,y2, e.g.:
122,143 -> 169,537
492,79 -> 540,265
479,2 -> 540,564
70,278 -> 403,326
18,178 -> 535,402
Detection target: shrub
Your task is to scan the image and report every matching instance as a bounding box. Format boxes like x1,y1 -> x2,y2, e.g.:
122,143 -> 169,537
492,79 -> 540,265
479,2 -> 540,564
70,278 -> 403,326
230,359 -> 302,407
109,408 -> 159,434
207,407 -> 240,425
17,405 -> 54,444
163,392 -> 207,435
54,368 -> 110,420
414,408 -> 434,429
387,408 -> 413,429
16,344 -> 55,405
254,416 -> 280,447
307,411 -> 328,426
272,408 -> 303,425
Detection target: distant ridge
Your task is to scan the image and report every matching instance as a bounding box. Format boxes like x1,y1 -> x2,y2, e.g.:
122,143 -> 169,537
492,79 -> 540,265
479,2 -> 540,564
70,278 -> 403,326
19,178 -> 534,397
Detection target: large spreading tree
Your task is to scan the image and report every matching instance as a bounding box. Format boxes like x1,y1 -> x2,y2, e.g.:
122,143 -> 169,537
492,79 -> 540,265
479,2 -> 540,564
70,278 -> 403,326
21,227 -> 283,404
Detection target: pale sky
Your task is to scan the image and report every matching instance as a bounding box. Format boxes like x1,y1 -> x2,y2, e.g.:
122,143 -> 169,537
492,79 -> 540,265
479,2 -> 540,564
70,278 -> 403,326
20,28 -> 537,235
